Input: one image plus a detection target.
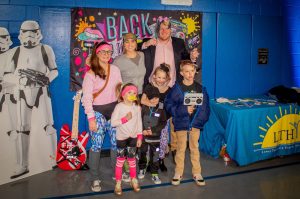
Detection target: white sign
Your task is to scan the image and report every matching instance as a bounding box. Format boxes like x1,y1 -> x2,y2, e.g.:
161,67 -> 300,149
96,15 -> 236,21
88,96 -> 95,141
161,0 -> 192,6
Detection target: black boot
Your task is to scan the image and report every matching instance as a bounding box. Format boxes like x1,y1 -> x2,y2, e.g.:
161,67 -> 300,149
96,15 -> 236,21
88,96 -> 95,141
159,158 -> 167,172
171,150 -> 176,164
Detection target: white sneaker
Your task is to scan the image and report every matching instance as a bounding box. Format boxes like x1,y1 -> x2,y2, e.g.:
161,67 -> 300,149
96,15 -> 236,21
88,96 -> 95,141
151,174 -> 162,184
122,172 -> 131,183
138,169 -> 146,179
91,180 -> 101,192
171,174 -> 182,186
193,174 -> 206,186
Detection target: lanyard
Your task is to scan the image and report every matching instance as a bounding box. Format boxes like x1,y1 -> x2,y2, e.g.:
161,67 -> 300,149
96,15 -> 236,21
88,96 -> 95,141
149,106 -> 159,116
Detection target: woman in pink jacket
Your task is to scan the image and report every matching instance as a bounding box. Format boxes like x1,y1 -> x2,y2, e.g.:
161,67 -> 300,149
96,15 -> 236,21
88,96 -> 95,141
81,41 -> 122,192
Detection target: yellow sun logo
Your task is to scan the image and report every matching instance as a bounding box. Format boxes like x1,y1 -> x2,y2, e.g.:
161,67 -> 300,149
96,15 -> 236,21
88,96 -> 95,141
180,13 -> 201,37
75,17 -> 93,37
254,105 -> 300,148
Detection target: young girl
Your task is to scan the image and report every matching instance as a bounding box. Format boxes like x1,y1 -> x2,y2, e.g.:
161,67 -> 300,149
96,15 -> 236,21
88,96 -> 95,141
81,41 -> 122,192
111,83 -> 143,195
138,63 -> 171,184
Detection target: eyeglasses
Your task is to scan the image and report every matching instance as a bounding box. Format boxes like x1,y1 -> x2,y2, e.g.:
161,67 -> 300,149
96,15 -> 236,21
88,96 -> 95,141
98,50 -> 113,55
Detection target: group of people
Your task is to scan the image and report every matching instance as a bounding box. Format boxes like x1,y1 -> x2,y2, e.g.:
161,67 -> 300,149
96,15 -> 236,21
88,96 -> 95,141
81,17 -> 210,195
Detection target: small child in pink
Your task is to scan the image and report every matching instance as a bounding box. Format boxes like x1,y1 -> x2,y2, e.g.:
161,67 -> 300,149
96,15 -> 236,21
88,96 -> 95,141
111,83 -> 143,195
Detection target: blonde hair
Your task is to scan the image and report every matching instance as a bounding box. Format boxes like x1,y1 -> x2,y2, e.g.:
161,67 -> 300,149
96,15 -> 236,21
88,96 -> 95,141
180,60 -> 196,71
153,63 -> 171,82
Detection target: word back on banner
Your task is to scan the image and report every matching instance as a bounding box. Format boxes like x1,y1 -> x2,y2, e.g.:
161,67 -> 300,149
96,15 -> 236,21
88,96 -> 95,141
70,8 -> 202,91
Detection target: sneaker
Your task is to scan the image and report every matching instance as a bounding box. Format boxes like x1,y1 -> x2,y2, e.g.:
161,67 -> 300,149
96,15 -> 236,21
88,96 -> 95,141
151,174 -> 162,184
114,181 -> 122,195
171,174 -> 182,186
122,172 -> 131,183
131,178 -> 141,192
193,174 -> 205,186
91,180 -> 101,192
138,169 -> 146,179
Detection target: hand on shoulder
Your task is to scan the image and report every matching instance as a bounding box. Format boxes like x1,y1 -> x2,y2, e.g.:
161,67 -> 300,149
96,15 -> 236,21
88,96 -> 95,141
144,38 -> 157,48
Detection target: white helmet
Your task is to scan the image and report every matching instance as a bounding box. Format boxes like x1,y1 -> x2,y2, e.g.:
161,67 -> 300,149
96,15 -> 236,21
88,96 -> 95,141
0,27 -> 12,52
18,20 -> 43,47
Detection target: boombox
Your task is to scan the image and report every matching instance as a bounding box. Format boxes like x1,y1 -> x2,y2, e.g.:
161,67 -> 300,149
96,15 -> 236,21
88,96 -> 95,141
184,93 -> 203,106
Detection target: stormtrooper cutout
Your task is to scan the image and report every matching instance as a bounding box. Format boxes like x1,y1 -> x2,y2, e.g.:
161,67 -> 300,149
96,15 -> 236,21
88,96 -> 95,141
3,21 -> 58,179
0,27 -> 16,136
0,27 -> 12,53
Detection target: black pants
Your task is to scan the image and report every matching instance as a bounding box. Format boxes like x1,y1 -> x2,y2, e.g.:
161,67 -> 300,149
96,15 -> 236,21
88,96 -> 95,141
93,101 -> 117,120
116,137 -> 137,158
138,140 -> 160,174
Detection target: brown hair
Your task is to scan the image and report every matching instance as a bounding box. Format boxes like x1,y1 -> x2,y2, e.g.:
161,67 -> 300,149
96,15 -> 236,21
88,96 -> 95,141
180,60 -> 196,71
156,17 -> 171,35
90,41 -> 112,79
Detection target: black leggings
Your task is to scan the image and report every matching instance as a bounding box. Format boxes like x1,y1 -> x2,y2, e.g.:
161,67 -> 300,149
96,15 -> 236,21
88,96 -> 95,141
93,101 -> 117,120
138,141 -> 160,174
116,137 -> 137,158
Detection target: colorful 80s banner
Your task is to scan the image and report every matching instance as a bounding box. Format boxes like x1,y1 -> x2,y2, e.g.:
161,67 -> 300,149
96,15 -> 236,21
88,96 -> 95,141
70,8 -> 202,91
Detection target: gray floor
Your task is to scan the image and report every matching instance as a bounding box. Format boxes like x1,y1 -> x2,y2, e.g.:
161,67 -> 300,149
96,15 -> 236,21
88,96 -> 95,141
1,151 -> 300,199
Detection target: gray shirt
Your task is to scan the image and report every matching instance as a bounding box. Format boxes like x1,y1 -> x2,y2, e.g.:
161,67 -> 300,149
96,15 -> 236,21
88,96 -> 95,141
113,51 -> 146,94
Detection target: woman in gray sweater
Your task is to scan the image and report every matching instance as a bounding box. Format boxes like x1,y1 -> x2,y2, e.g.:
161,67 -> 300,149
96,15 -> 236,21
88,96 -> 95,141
113,33 -> 146,95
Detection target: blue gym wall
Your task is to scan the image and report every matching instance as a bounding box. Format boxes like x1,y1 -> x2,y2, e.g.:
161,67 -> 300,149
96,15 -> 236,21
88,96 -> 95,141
0,0 -> 293,149
283,0 -> 300,87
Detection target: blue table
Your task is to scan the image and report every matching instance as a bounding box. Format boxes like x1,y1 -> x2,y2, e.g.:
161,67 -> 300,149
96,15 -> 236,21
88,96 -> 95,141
200,97 -> 300,166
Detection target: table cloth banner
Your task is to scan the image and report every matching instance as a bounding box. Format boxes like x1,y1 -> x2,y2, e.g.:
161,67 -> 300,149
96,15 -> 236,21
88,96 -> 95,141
200,97 -> 300,166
